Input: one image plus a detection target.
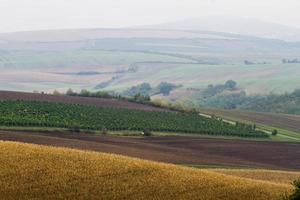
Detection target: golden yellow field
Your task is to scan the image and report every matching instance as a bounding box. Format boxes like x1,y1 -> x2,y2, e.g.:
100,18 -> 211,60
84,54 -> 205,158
0,141 -> 294,200
211,169 -> 300,185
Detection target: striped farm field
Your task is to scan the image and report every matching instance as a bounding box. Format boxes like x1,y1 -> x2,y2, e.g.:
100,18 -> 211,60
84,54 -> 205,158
0,100 -> 268,138
0,90 -> 169,112
0,141 -> 294,200
0,131 -> 299,170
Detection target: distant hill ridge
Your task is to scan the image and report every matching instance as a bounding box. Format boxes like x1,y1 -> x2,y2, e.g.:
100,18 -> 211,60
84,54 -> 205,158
139,15 -> 300,42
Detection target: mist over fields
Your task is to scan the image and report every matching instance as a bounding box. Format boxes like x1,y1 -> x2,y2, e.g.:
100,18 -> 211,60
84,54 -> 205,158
1,1 -> 300,200
1,16 -> 300,113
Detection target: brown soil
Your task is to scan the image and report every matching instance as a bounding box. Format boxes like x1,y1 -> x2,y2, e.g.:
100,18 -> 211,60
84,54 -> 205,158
0,90 -> 169,112
0,130 -> 299,170
199,108 -> 300,133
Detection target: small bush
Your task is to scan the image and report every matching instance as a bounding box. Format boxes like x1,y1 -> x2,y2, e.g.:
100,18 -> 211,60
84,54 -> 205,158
52,90 -> 61,96
66,88 -> 76,96
272,129 -> 278,136
142,129 -> 152,136
100,128 -> 108,135
68,125 -> 81,133
151,99 -> 171,108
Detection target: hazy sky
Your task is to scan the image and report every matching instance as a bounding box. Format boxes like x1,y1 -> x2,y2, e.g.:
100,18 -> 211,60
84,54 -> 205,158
0,0 -> 300,33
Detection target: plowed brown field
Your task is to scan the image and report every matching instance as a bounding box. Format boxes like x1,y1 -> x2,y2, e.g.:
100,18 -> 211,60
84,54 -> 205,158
1,130 -> 299,170
199,108 -> 300,133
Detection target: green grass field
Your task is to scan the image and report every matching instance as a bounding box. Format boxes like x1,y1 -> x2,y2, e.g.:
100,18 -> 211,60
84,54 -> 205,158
1,48 -> 300,95
106,62 -> 300,94
0,50 -> 195,70
0,49 -> 198,92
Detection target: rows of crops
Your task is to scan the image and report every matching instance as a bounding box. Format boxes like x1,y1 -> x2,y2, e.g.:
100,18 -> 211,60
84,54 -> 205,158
0,100 -> 269,137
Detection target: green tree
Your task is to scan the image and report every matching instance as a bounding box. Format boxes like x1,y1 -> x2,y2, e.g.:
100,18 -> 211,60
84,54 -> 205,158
80,89 -> 91,97
66,88 -> 75,96
293,89 -> 300,98
272,129 -> 278,136
225,80 -> 237,90
142,128 -> 152,136
133,93 -> 151,103
157,82 -> 177,96
123,83 -> 152,97
52,90 -> 61,96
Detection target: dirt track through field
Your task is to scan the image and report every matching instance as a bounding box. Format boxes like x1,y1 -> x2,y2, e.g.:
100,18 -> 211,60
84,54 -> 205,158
0,131 -> 299,170
0,91 -> 169,112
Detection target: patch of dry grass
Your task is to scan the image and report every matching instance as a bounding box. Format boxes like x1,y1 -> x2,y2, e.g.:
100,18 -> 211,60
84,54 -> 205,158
0,141 -> 293,200
210,169 -> 300,185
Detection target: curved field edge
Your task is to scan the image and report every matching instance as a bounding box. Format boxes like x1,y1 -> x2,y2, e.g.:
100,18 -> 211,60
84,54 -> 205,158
198,108 -> 300,142
209,169 -> 300,185
198,108 -> 300,133
0,141 -> 292,200
0,90 -> 170,112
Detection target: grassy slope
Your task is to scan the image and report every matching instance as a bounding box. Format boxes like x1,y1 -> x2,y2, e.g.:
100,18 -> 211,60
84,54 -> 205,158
2,29 -> 300,94
0,50 -> 196,92
106,63 -> 300,94
0,141 -> 293,200
1,49 -> 300,95
2,50 -> 300,94
0,50 -> 194,69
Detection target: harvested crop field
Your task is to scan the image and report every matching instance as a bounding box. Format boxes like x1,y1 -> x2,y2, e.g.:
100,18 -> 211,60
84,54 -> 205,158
210,169 -> 300,184
0,91 -> 169,112
0,141 -> 293,200
199,108 -> 300,133
1,130 -> 300,170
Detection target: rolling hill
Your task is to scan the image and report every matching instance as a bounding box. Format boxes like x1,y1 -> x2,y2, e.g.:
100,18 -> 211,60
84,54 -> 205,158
198,108 -> 300,133
0,90 -> 169,112
142,15 -> 300,42
1,27 -> 300,94
0,91 -> 268,138
0,141 -> 293,200
0,131 -> 299,170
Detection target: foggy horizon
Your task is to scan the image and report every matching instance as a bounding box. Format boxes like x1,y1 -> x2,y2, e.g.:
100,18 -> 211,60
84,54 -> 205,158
0,0 -> 300,33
